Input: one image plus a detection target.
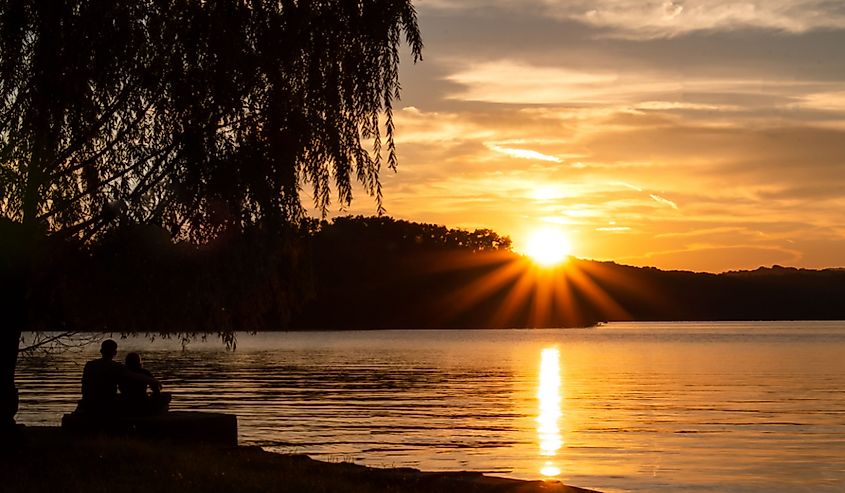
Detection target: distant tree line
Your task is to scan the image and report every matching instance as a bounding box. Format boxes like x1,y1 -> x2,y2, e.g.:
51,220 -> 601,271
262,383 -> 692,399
8,214 -> 844,332
295,218 -> 845,328
1,215 -> 514,331
578,261 -> 845,322
1,219 -> 307,334
295,215 -> 521,328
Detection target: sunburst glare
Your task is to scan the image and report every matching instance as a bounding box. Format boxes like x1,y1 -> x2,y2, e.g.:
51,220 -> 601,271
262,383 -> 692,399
525,228 -> 571,267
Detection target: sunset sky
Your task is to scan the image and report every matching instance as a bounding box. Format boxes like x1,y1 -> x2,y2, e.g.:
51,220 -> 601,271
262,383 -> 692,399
315,1 -> 845,273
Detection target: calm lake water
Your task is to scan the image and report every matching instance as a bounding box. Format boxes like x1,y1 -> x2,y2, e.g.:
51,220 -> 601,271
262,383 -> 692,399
16,322 -> 845,492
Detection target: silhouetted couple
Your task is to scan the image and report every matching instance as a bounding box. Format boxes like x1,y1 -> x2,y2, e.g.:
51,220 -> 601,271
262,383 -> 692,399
77,340 -> 171,418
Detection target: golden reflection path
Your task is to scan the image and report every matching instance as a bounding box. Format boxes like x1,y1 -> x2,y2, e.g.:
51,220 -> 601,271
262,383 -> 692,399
537,347 -> 562,477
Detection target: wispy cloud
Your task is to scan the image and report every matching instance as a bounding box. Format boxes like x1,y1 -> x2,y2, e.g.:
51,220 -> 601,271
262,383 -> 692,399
444,60 -> 836,110
446,61 -> 626,104
577,0 -> 845,37
422,1 -> 845,38
596,226 -> 632,232
655,226 -> 747,239
393,106 -> 496,144
791,91 -> 845,115
486,143 -> 562,162
650,194 -> 679,209
615,181 -> 644,192
566,1 -> 838,36
635,101 -> 740,112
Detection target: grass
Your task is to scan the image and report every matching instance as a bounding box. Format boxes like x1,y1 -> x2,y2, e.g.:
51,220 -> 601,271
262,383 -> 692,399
1,427 -> 596,493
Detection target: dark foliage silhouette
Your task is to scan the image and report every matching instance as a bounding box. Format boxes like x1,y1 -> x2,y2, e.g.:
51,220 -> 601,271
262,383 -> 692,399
10,215 -> 845,333
0,1 -> 421,430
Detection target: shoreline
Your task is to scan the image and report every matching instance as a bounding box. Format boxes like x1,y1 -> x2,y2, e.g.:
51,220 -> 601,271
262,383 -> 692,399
3,426 -> 600,493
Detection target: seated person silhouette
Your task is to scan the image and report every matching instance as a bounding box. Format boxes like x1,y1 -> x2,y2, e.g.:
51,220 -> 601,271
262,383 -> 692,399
77,339 -> 164,417
120,352 -> 172,416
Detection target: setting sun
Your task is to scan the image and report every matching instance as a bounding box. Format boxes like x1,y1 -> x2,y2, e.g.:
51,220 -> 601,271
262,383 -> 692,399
525,228 -> 572,267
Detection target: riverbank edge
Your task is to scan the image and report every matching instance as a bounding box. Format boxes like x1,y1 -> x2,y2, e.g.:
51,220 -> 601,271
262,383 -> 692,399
3,426 -> 600,493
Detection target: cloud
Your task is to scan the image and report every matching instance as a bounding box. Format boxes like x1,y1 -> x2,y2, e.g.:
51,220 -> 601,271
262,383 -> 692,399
570,1 -> 842,36
587,1 -> 845,37
650,194 -> 680,209
388,106 -> 843,220
759,184 -> 845,200
541,216 -> 580,225
655,226 -> 747,239
423,1 -> 845,38
393,106 -> 496,144
442,59 -> 843,113
791,90 -> 845,116
350,43 -> 845,271
615,181 -> 644,192
596,226 -> 632,232
445,61 -> 628,104
635,101 -> 740,111
486,143 -> 562,162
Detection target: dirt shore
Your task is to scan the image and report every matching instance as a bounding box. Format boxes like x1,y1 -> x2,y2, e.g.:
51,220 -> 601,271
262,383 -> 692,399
2,426 -> 600,493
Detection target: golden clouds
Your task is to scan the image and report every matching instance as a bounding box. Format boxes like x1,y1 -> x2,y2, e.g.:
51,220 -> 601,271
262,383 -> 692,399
364,101 -> 845,271
447,62 -> 622,104
440,1 -> 845,37
571,1 -> 844,37
314,1 -> 845,272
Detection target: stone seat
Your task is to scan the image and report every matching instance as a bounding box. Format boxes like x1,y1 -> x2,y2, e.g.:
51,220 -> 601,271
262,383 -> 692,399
61,411 -> 238,446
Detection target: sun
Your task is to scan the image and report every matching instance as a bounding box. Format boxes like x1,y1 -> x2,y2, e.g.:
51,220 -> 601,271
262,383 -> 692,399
524,228 -> 572,267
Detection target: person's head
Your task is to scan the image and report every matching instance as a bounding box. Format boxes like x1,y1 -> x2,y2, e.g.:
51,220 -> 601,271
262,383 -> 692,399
100,339 -> 118,360
125,352 -> 142,370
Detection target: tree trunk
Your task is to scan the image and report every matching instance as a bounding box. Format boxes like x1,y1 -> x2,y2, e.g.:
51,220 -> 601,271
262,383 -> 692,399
0,221 -> 26,433
0,328 -> 20,431
0,230 -> 25,433
2,2 -> 59,432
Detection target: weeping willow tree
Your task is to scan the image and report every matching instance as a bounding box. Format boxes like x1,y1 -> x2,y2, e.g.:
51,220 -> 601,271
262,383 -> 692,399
0,0 -> 421,431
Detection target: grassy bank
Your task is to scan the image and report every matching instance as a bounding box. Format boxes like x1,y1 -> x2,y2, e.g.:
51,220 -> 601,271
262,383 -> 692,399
2,427 -> 597,493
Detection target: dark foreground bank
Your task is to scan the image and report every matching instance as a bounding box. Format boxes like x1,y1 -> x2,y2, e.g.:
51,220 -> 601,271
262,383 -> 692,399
2,427 -> 598,493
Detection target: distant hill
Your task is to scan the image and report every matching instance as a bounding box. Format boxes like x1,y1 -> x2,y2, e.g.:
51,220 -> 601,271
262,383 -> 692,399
293,217 -> 845,328
7,215 -> 844,331
560,260 -> 845,324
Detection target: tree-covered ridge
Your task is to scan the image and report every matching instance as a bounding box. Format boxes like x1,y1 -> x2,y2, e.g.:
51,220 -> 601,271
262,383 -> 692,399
314,215 -> 512,253
301,217 -> 845,329
1,215 -> 512,333
7,214 -> 845,332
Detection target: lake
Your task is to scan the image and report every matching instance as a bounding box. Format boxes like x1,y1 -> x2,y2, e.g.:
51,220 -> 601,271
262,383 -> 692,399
16,322 -> 845,492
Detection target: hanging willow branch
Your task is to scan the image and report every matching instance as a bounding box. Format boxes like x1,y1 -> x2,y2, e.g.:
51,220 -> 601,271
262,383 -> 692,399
0,1 -> 422,242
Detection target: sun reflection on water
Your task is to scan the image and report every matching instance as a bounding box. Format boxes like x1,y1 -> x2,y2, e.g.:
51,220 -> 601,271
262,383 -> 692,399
537,347 -> 563,477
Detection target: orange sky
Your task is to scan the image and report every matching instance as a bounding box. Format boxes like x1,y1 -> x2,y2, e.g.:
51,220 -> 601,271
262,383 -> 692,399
309,1 -> 845,273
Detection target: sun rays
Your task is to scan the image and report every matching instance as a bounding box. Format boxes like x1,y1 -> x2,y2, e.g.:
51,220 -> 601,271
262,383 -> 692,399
433,250 -> 633,329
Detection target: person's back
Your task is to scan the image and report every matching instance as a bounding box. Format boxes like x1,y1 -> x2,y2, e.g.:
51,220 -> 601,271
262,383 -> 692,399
81,359 -> 124,403
121,352 -> 170,416
79,340 -> 124,415
119,352 -> 154,403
